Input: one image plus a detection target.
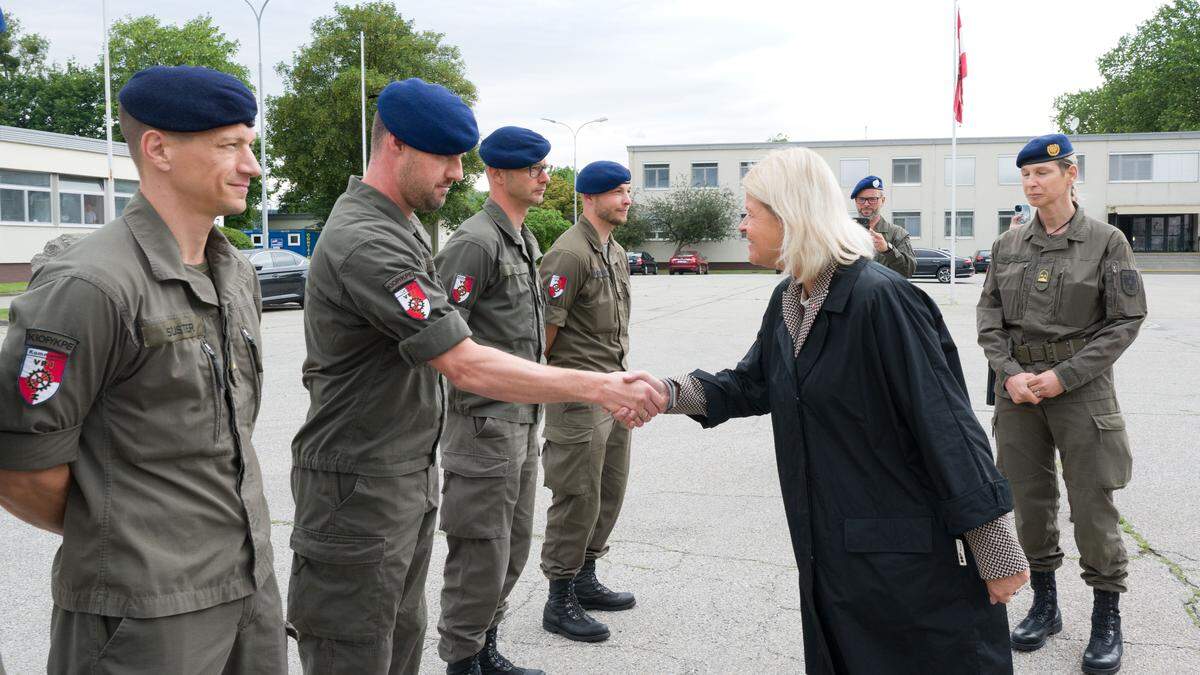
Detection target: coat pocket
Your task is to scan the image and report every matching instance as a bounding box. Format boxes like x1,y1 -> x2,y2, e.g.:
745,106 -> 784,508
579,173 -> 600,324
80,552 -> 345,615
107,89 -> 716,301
287,527 -> 386,644
844,517 -> 933,553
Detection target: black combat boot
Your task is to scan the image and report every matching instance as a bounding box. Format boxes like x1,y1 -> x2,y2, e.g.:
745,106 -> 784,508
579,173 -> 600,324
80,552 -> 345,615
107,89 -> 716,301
478,626 -> 545,675
542,578 -> 610,642
1010,570 -> 1062,651
1082,589 -> 1123,674
572,559 -> 636,611
446,653 -> 481,675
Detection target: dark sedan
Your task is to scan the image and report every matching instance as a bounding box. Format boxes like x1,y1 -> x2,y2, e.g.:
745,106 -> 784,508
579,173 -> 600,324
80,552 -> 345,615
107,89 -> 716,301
973,248 -> 992,273
913,248 -> 974,283
627,251 -> 659,275
242,249 -> 309,307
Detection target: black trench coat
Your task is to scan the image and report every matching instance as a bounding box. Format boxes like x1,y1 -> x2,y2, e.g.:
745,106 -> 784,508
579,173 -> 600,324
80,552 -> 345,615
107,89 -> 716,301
689,258 -> 1013,674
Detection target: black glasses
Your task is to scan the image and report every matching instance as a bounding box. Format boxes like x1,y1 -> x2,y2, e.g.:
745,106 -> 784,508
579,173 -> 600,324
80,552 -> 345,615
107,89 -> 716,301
527,164 -> 551,178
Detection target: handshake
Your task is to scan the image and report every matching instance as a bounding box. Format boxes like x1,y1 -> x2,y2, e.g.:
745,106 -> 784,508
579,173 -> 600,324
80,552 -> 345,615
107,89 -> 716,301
594,371 -> 671,429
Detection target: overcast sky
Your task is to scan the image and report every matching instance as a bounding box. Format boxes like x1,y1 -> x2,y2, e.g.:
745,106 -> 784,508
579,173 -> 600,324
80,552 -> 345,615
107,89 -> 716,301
10,0 -> 1168,171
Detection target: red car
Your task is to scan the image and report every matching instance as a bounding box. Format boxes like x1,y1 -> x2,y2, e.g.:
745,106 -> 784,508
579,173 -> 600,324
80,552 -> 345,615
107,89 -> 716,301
668,250 -> 710,275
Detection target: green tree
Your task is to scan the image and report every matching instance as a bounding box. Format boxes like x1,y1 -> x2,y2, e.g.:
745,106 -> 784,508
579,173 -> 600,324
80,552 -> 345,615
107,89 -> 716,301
270,2 -> 480,230
1054,0 -> 1200,133
638,183 -> 738,253
219,226 -> 254,249
613,201 -> 650,250
538,166 -> 577,224
525,206 -> 571,253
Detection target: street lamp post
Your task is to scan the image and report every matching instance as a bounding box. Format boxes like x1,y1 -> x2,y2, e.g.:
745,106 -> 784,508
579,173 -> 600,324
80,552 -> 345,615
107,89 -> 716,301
541,117 -> 607,224
244,0 -> 271,248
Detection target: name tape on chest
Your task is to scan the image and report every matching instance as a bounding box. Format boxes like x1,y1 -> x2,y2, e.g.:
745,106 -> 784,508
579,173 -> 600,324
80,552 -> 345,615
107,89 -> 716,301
141,315 -> 205,347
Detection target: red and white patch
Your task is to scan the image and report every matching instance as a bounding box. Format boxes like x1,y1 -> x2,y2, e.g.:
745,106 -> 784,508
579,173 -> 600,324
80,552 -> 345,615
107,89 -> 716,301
547,274 -> 568,299
394,280 -> 430,320
18,347 -> 68,406
450,274 -> 474,304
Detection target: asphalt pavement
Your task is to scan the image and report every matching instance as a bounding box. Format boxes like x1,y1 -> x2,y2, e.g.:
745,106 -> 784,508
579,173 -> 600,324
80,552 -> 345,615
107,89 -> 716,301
1,272 -> 1197,673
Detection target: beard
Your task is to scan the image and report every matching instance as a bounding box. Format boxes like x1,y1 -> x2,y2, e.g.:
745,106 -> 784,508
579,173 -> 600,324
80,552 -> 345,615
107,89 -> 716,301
398,162 -> 450,212
596,203 -> 628,227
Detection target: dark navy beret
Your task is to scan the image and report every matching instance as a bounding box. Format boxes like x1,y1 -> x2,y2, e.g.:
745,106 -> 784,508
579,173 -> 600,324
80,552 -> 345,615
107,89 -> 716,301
377,78 -> 478,156
850,175 -> 884,199
576,161 -> 631,195
118,66 -> 256,132
1017,134 -> 1075,167
480,127 -> 550,169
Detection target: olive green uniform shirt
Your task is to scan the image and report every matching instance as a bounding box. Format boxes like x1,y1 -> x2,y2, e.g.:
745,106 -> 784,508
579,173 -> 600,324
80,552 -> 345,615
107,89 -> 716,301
435,199 -> 546,423
292,177 -> 472,477
538,216 -> 631,373
0,193 -> 273,618
871,216 -> 917,278
977,205 -> 1147,402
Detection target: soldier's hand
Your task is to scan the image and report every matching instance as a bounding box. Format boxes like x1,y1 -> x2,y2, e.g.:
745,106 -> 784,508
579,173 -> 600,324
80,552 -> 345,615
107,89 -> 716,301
596,371 -> 667,427
1027,370 -> 1064,400
1004,372 -> 1041,405
985,568 -> 1030,605
870,230 -> 889,253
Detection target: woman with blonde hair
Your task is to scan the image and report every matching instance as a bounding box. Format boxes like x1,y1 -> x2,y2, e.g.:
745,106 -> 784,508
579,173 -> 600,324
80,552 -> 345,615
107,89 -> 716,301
638,147 -> 1030,673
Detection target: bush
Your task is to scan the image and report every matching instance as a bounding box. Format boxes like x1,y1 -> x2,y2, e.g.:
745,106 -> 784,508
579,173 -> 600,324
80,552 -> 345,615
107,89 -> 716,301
525,207 -> 572,253
220,226 -> 254,249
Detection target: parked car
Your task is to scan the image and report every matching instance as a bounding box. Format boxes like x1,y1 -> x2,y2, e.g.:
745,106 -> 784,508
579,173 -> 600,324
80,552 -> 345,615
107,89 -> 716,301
972,248 -> 992,273
242,249 -> 309,307
627,251 -> 659,275
668,250 -> 710,275
912,248 -> 974,283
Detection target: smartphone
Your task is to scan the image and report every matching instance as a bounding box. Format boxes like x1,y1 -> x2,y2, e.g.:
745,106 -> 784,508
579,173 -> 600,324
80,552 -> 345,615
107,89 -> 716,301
853,216 -> 871,228
1014,204 -> 1034,225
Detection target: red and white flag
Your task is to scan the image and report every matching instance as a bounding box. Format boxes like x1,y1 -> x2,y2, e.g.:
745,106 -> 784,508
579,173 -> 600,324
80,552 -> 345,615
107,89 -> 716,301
953,7 -> 968,123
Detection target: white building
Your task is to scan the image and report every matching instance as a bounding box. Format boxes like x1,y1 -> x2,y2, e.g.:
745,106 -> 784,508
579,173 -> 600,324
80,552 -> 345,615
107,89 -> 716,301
1,125 -> 141,281
627,132 -> 1200,268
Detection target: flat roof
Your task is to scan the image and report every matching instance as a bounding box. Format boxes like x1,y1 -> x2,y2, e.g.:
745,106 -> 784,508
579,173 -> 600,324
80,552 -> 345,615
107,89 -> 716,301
0,125 -> 132,157
627,130 -> 1200,153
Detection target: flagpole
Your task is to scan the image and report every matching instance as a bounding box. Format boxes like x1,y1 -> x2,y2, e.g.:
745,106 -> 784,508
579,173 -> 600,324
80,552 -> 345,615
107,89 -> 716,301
949,0 -> 959,294
102,0 -> 115,220
359,30 -> 367,175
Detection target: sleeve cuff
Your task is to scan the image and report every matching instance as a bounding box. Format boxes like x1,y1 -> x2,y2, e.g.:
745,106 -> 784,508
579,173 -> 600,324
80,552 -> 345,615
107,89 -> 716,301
937,479 -> 1014,535
1052,363 -> 1079,392
963,512 -> 1029,580
544,305 -> 569,327
1000,360 -> 1025,378
0,425 -> 81,470
397,311 -> 472,366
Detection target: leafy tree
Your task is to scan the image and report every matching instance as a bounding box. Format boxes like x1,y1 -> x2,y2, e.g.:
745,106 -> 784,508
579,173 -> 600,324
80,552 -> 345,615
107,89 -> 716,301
613,201 -> 650,250
270,2 -> 480,230
1054,0 -> 1200,133
220,226 -> 254,249
636,182 -> 738,253
525,207 -> 571,253
538,166 -> 577,224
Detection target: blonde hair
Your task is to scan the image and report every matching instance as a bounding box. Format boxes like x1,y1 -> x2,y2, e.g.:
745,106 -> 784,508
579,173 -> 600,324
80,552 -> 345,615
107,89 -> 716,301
742,147 -> 874,281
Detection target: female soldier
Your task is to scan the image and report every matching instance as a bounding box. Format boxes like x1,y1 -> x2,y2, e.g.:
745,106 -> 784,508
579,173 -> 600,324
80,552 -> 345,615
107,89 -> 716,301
977,133 -> 1147,674
630,147 -> 1030,673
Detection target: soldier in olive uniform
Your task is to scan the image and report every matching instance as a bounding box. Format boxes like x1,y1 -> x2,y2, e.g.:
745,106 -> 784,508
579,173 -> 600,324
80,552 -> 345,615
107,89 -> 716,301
977,134 -> 1146,674
433,127 -> 552,675
538,161 -> 639,643
288,80 -> 664,675
851,175 -> 916,278
0,66 -> 285,673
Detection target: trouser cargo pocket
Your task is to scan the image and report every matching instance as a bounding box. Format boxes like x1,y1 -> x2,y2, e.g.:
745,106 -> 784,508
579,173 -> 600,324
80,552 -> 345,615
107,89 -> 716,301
287,526 -> 385,644
541,424 -> 594,496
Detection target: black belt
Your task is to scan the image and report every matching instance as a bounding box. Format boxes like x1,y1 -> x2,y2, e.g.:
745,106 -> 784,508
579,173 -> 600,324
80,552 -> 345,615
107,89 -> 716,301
1013,338 -> 1088,365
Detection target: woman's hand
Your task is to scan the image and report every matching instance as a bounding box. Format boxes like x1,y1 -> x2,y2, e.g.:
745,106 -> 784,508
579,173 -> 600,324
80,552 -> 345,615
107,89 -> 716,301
985,568 -> 1030,604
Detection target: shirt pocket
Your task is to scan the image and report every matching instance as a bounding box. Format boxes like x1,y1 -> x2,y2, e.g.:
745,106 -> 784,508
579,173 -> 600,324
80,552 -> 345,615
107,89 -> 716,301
993,254 -> 1032,322
1054,260 -> 1103,328
577,268 -> 618,333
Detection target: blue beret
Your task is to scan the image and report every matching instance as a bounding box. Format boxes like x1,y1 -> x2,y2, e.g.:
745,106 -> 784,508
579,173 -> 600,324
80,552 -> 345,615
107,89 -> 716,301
850,175 -> 884,199
576,161 -> 631,195
118,66 -> 256,132
480,127 -> 550,169
377,78 -> 478,156
1017,134 -> 1075,168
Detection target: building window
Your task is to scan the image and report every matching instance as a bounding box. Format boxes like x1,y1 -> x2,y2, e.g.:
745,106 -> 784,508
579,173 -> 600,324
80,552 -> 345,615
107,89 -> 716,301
114,179 -> 139,216
943,210 -> 975,238
739,161 -> 757,179
1109,152 -> 1199,182
998,210 -> 1016,235
1076,154 -> 1086,182
0,170 -> 53,224
892,158 -> 921,185
287,233 -> 301,246
839,158 -> 869,187
892,211 -> 921,237
644,164 -> 669,189
944,157 -> 975,186
251,233 -> 264,246
997,156 -> 1020,185
691,162 -> 718,187
58,175 -> 106,226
